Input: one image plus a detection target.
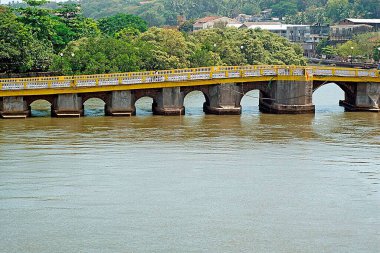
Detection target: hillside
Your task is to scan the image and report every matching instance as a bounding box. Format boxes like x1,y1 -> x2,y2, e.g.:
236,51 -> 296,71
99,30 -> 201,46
80,0 -> 380,26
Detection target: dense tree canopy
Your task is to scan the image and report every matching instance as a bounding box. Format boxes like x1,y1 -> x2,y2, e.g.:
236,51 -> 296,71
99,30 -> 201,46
98,14 -> 148,36
50,37 -> 142,74
0,6 -> 53,73
51,27 -> 307,75
79,0 -> 380,26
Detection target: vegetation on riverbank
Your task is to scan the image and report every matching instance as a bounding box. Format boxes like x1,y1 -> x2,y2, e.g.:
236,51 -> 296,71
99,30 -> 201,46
0,1 -> 306,75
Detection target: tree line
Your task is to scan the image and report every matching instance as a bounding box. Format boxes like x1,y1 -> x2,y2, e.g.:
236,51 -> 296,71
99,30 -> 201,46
0,0 -> 306,75
79,0 -> 380,26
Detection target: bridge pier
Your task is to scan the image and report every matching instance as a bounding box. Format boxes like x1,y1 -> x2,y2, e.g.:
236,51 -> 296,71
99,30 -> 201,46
340,82 -> 380,112
260,80 -> 315,114
203,84 -> 241,115
153,87 -> 185,115
0,97 -> 29,118
52,94 -> 83,117
105,91 -> 135,116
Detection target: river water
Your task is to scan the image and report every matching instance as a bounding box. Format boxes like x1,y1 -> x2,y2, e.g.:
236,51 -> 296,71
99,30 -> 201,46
0,84 -> 379,252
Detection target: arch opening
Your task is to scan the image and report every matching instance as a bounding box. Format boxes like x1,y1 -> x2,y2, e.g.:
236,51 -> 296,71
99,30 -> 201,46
83,98 -> 106,117
183,91 -> 207,116
313,83 -> 345,113
240,90 -> 260,115
29,99 -> 51,117
135,96 -> 154,115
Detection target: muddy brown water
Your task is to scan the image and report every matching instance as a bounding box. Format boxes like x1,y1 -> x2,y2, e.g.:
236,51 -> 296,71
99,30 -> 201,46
0,84 -> 379,252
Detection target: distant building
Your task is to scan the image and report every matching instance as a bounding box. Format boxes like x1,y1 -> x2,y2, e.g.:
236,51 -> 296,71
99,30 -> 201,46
302,24 -> 330,57
193,16 -> 220,31
339,18 -> 380,30
330,24 -> 373,41
227,23 -> 246,29
193,16 -> 242,31
286,25 -> 311,43
310,23 -> 330,37
244,22 -> 312,42
261,9 -> 272,20
244,22 -> 288,37
235,14 -> 255,23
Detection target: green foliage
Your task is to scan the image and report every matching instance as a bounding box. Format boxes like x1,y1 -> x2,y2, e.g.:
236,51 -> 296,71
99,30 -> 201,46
17,1 -> 76,51
179,19 -> 195,33
0,6 -> 53,73
139,28 -> 190,69
50,37 -> 141,74
2,1 -> 307,75
189,28 -> 306,66
316,39 -> 329,55
98,14 -> 148,36
78,0 -> 379,26
23,0 -> 48,7
374,46 -> 380,61
285,7 -> 328,24
50,27 -> 306,75
337,33 -> 380,60
55,3 -> 101,39
321,46 -> 337,58
336,41 -> 361,57
325,0 -> 352,23
271,0 -> 298,18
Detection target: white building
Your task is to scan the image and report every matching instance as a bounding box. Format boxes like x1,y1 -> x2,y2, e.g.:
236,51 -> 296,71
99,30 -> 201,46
193,16 -> 242,31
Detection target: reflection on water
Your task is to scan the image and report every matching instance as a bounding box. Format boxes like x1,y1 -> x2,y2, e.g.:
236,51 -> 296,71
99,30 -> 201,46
83,98 -> 105,117
1,86 -> 379,253
30,100 -> 51,117
135,97 -> 154,116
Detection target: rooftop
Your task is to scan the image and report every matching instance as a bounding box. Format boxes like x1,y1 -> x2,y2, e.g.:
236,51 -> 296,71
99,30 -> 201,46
194,16 -> 221,24
345,18 -> 380,24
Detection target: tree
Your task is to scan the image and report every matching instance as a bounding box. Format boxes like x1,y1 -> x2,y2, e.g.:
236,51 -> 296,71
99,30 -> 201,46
316,39 -> 329,55
17,0 -> 76,51
321,46 -> 337,59
98,13 -> 148,36
189,28 -> 306,66
325,0 -> 352,23
0,6 -> 53,73
139,27 -> 190,69
268,0 -> 298,18
50,36 -> 141,74
56,3 -> 101,39
337,41 -> 361,58
179,19 -> 194,33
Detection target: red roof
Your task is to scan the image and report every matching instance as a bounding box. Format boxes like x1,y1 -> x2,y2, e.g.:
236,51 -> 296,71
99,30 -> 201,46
194,16 -> 221,24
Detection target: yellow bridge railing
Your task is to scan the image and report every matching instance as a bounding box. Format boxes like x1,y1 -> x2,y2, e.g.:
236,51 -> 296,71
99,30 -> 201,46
0,65 -> 379,93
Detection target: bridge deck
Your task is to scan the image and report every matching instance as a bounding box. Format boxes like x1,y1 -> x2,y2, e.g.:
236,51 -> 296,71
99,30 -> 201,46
0,65 -> 379,97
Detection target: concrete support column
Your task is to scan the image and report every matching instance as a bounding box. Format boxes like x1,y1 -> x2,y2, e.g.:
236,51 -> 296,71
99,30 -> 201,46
52,94 -> 82,117
259,80 -> 315,114
0,97 -> 29,118
340,82 -> 380,112
105,91 -> 135,116
203,83 -> 241,115
153,87 -> 184,115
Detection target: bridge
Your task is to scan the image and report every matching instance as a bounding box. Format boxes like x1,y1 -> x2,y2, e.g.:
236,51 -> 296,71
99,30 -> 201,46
0,65 -> 379,118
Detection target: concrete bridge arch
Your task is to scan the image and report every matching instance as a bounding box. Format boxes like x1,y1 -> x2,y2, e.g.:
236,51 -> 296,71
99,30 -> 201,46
313,81 -> 356,103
